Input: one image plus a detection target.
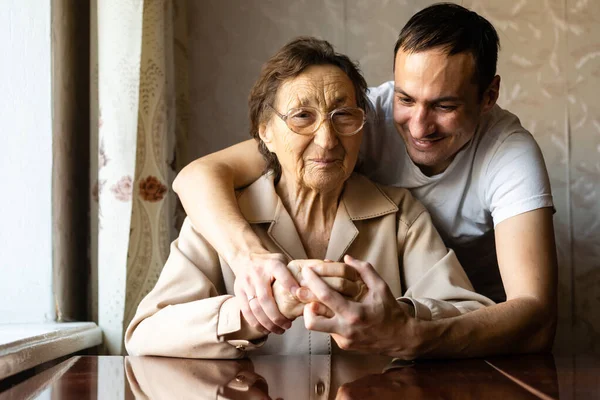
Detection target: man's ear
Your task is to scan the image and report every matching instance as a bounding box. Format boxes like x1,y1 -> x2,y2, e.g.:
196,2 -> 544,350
481,75 -> 500,113
259,123 -> 275,152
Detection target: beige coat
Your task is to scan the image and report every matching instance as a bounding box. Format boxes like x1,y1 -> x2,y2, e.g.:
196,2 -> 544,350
125,173 -> 494,358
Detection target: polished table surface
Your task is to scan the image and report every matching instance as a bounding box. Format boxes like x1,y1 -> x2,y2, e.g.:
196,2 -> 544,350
0,353 -> 598,399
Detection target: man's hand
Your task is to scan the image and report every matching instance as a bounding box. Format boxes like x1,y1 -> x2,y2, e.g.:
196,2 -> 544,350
232,252 -> 298,335
301,255 -> 418,358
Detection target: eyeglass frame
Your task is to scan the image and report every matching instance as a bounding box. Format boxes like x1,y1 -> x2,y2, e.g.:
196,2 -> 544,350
265,104 -> 367,137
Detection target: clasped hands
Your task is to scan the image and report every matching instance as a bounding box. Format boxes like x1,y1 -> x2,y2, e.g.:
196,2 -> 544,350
233,253 -> 416,356
271,258 -> 368,320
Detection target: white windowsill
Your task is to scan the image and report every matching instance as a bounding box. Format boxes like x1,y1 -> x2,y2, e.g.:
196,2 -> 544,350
0,322 -> 102,380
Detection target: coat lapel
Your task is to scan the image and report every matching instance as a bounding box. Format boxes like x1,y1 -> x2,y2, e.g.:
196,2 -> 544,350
268,200 -> 308,260
238,174 -> 308,260
325,174 -> 399,261
324,201 -> 358,262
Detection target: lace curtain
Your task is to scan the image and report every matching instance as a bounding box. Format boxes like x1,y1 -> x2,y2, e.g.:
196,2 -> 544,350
90,0 -> 188,354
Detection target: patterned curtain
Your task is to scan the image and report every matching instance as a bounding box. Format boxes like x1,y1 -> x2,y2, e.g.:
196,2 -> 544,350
90,0 -> 189,355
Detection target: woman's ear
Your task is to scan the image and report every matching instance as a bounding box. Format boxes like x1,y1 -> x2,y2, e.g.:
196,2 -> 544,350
259,123 -> 275,152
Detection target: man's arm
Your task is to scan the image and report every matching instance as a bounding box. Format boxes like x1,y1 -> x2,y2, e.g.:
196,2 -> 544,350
172,139 -> 299,334
301,208 -> 557,359
414,207 -> 558,357
173,140 -> 266,263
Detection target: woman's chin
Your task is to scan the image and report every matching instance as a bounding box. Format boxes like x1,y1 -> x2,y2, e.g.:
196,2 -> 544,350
303,171 -> 347,193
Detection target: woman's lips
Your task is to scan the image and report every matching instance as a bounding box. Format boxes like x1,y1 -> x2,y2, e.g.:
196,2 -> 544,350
310,158 -> 340,166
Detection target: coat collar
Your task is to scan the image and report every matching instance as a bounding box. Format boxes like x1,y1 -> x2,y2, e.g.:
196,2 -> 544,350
237,172 -> 398,261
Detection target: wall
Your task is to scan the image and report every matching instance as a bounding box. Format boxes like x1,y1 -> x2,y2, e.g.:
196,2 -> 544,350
0,1 -> 53,323
189,0 -> 600,352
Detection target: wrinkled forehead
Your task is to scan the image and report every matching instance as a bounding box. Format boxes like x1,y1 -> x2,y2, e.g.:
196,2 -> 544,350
393,48 -> 478,99
274,64 -> 357,110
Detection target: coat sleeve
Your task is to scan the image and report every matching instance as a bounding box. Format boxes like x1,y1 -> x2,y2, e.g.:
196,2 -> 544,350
124,218 -> 265,358
397,208 -> 495,321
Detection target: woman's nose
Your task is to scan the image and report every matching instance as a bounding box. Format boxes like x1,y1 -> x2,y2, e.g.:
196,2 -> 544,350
313,119 -> 339,149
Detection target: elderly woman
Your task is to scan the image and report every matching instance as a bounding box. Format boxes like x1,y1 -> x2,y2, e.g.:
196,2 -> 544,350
125,37 -> 493,359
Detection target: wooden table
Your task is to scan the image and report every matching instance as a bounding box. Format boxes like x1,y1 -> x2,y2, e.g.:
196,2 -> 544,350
0,353 -> 598,399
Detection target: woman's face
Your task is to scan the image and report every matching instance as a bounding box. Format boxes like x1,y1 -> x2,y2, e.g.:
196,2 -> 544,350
260,64 -> 363,193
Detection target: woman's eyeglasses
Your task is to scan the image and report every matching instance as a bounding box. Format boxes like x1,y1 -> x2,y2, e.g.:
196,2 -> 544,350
267,104 -> 366,136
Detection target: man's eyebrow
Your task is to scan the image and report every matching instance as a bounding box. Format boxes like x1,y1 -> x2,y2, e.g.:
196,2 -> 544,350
432,96 -> 462,103
394,87 -> 462,103
394,87 -> 411,97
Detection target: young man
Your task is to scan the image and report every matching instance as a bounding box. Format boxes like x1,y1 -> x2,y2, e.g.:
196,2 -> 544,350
173,3 -> 557,358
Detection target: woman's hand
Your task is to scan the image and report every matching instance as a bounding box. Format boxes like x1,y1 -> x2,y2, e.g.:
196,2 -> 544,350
272,260 -> 368,321
272,279 -> 306,320
289,260 -> 368,302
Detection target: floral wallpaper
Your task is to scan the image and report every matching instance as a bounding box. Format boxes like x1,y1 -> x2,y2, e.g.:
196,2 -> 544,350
187,0 -> 600,353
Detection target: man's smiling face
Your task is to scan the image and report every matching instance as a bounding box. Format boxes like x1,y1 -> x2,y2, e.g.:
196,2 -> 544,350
393,48 -> 490,176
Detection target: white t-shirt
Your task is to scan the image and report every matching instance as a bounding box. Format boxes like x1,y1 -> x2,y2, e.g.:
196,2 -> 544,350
358,81 -> 554,302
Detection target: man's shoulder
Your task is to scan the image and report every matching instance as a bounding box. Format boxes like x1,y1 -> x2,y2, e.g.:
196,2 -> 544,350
478,104 -> 534,146
468,105 -> 553,223
472,104 -> 542,167
367,81 -> 395,117
359,82 -> 408,184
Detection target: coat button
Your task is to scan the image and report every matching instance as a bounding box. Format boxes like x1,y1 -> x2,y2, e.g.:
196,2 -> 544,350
315,381 -> 325,395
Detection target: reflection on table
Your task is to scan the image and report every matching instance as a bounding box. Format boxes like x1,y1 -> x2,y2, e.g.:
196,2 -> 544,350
1,353 -> 599,399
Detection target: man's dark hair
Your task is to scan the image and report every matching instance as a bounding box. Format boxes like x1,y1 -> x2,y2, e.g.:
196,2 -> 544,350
394,3 -> 500,98
248,36 -> 370,183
